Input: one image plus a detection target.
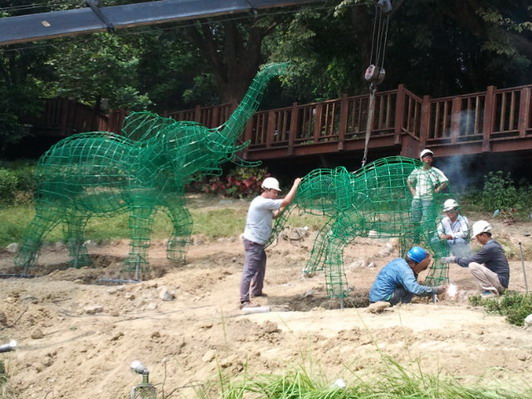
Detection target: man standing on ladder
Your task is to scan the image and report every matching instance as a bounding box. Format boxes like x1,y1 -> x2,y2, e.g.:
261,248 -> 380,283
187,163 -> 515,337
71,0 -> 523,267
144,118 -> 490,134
407,149 -> 448,242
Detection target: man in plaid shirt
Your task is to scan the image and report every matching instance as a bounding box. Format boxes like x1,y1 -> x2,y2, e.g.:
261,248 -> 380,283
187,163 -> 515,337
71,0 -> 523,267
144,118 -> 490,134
407,149 -> 448,239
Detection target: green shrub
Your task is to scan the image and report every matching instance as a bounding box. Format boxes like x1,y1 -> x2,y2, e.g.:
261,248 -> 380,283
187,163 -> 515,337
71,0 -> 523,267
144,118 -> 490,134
469,291 -> 532,326
481,171 -> 518,212
0,169 -> 18,205
187,167 -> 269,198
11,164 -> 36,193
463,171 -> 532,216
0,160 -> 36,205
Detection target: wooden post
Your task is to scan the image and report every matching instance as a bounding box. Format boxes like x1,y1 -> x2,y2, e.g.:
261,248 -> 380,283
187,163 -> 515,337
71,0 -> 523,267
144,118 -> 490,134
266,111 -> 276,148
60,98 -> 70,136
241,116 -> 254,159
194,105 -> 202,123
394,84 -> 405,145
419,95 -> 431,148
338,94 -> 348,151
288,102 -> 299,156
450,97 -> 461,144
212,105 -> 220,128
518,87 -> 531,137
313,103 -> 323,144
482,86 -> 496,152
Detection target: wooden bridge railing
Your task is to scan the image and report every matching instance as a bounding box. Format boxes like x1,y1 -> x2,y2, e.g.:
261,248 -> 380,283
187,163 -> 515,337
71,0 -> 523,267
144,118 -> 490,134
166,103 -> 234,128
30,98 -> 110,136
32,83 -> 532,159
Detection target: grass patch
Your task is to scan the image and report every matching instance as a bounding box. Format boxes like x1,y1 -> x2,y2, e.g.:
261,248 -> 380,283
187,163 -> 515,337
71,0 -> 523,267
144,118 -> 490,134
198,356 -> 531,399
0,204 -> 247,247
0,360 -> 16,399
0,197 -> 324,247
469,291 -> 532,326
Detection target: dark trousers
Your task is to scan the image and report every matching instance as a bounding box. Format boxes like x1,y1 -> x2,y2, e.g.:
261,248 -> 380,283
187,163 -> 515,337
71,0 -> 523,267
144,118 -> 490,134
240,238 -> 266,303
389,287 -> 414,305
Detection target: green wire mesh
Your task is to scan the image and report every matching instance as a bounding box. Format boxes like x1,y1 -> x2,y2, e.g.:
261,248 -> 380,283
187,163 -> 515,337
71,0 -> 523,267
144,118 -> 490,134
15,62 -> 289,280
271,156 -> 452,299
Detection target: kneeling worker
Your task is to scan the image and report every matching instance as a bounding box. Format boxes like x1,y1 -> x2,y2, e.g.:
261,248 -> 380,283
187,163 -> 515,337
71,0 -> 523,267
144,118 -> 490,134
369,246 -> 446,305
442,220 -> 509,296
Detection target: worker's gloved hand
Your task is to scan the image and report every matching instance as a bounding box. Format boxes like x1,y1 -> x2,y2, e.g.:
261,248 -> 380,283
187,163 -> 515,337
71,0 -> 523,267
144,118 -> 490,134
440,256 -> 456,264
432,285 -> 446,295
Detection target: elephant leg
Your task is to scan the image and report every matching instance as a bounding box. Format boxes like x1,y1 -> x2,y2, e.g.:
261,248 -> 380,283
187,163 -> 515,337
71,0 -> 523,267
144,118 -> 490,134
124,207 -> 154,280
63,213 -> 92,268
320,219 -> 357,300
163,204 -> 192,264
304,218 -> 334,275
425,235 -> 450,286
15,209 -> 61,272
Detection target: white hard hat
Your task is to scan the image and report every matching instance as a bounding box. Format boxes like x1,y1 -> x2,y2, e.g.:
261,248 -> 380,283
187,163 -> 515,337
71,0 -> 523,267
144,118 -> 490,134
420,148 -> 434,159
261,177 -> 281,192
472,220 -> 492,237
443,199 -> 459,212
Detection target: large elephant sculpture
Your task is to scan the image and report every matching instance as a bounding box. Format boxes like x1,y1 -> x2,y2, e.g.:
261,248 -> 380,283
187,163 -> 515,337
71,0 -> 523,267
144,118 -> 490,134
15,62 -> 290,279
270,156 -> 452,300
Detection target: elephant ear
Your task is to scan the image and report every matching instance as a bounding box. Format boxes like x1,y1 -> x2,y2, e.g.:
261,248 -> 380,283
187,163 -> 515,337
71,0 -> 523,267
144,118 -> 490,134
121,111 -> 179,141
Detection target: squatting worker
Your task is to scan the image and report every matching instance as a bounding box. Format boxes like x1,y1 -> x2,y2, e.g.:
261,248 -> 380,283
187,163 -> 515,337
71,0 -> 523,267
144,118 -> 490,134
407,149 -> 448,236
442,220 -> 509,296
437,198 -> 470,256
369,246 -> 446,305
239,176 -> 302,308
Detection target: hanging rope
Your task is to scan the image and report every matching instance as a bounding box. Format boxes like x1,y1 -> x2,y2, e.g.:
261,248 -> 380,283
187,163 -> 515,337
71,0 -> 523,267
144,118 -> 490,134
361,0 -> 392,167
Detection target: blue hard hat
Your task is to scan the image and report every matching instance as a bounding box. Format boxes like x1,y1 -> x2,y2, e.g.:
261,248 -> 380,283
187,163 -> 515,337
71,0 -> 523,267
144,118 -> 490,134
407,246 -> 428,263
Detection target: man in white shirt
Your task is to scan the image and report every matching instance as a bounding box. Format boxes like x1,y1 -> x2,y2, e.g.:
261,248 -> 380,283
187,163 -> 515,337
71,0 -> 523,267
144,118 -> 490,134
239,176 -> 301,308
437,198 -> 470,256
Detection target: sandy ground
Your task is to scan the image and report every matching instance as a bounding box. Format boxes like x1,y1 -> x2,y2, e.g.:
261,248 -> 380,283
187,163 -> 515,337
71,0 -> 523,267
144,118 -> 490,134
1,200 -> 532,398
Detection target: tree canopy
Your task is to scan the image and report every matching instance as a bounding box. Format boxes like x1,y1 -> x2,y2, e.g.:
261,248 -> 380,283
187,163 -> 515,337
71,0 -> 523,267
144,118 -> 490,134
0,0 -> 530,151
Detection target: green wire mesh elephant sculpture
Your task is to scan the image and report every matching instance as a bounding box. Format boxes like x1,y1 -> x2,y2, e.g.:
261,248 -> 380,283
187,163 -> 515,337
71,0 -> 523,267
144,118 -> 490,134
15,62 -> 290,279
271,156 -> 452,300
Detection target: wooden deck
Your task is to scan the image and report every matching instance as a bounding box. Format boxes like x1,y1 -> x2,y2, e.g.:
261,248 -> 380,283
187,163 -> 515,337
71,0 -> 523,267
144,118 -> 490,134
30,83 -> 532,162
167,83 -> 532,161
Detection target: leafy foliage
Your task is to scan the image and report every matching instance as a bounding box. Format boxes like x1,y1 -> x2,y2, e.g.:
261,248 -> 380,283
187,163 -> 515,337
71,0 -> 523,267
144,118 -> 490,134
0,169 -> 17,205
265,5 -> 366,102
43,33 -> 151,110
470,291 -> 532,327
461,170 -> 532,219
0,43 -> 50,151
481,171 -> 518,211
0,0 -> 530,160
463,171 -> 532,215
0,161 -> 35,205
187,167 -> 270,198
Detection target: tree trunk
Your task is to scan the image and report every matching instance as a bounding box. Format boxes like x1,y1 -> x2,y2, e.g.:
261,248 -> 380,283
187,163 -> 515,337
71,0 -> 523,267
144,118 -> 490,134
187,19 -> 274,104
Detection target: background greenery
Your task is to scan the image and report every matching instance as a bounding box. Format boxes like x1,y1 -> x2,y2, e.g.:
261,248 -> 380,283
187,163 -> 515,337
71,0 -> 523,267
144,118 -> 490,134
1,161 -> 531,247
0,0 -> 530,153
470,291 -> 532,327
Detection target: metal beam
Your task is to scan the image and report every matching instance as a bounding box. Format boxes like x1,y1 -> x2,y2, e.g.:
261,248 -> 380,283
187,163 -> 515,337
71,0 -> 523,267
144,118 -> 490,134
0,0 -> 322,46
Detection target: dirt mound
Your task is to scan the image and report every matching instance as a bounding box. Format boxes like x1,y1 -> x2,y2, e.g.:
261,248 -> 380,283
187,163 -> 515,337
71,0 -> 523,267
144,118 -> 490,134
1,217 -> 532,398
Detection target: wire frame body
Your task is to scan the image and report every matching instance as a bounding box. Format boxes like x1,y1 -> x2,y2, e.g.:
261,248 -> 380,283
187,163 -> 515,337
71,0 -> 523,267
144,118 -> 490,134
270,156 -> 452,299
15,63 -> 289,278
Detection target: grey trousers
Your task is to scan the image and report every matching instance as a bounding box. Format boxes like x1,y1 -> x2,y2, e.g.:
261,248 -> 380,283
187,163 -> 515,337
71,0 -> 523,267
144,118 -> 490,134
240,238 -> 266,303
469,262 -> 505,294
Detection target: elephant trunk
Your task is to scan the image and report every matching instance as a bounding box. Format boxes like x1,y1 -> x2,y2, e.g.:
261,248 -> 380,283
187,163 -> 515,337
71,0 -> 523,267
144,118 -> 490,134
217,62 -> 290,149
